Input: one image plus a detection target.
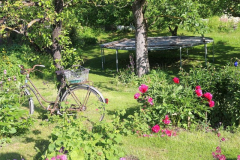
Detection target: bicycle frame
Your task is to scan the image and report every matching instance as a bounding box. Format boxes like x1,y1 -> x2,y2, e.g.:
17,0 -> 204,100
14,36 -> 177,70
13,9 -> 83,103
21,71 -> 92,113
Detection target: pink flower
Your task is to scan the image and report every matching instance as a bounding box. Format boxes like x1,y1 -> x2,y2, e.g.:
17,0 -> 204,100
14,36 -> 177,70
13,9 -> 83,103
195,89 -> 203,97
165,129 -> 172,136
217,133 -> 221,137
4,70 -> 6,75
216,146 -> 221,153
163,115 -> 171,125
139,84 -> 148,93
134,93 -> 140,99
148,97 -> 153,102
195,86 -> 201,90
203,92 -> 213,101
237,155 -> 240,160
221,137 -> 225,141
219,155 -> 226,160
151,125 -> 160,133
209,101 -> 215,108
149,102 -> 154,105
173,77 -> 179,84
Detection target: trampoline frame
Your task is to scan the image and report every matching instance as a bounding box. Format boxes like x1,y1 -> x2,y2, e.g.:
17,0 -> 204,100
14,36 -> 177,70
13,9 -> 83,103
100,36 -> 214,71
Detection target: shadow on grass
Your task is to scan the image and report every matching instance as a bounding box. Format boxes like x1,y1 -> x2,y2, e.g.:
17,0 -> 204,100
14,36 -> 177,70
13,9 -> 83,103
0,153 -> 27,160
34,139 -> 50,160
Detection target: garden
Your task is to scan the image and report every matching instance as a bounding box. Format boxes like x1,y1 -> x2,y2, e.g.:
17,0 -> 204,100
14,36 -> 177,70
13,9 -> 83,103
1,1 -> 240,159
1,24 -> 240,159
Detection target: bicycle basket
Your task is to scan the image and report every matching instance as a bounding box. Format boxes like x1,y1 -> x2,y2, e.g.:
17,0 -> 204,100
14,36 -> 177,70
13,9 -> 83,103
63,67 -> 90,84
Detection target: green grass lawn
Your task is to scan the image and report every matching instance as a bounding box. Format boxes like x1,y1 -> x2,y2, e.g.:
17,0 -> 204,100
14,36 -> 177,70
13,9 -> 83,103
1,29 -> 240,160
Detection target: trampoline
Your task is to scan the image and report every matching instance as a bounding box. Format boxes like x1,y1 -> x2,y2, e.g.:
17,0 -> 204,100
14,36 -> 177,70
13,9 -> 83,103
100,36 -> 214,71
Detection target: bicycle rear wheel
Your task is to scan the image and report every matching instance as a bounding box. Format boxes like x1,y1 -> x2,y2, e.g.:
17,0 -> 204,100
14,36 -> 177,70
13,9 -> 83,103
61,85 -> 105,127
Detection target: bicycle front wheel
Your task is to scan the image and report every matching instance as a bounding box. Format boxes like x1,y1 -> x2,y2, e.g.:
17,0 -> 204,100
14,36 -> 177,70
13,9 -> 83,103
61,85 -> 105,125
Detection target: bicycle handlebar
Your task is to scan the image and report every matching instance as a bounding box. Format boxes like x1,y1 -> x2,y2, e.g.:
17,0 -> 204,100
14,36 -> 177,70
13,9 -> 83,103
19,64 -> 45,75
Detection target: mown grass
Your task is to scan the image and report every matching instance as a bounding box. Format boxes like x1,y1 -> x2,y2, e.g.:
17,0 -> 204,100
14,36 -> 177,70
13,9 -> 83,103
1,28 -> 240,160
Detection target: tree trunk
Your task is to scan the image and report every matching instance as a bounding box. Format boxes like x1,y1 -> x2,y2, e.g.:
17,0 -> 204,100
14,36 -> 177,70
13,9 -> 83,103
169,26 -> 178,36
52,0 -> 64,70
132,0 -> 150,77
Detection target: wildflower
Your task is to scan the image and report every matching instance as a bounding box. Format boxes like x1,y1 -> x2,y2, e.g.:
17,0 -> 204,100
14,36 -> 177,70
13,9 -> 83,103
120,158 -> 126,160
221,138 -> 225,141
195,89 -> 203,97
8,78 -> 11,81
209,101 -> 215,108
234,61 -> 238,67
203,92 -> 213,101
134,93 -> 140,99
139,84 -> 148,93
151,125 -> 160,133
173,77 -> 179,84
4,70 -> 6,75
217,133 -> 221,137
163,115 -> 171,125
195,86 -> 201,90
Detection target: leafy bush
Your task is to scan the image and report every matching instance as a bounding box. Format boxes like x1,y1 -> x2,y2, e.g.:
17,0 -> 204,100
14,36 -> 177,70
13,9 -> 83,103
178,60 -> 240,127
42,115 -> 124,160
0,46 -> 34,144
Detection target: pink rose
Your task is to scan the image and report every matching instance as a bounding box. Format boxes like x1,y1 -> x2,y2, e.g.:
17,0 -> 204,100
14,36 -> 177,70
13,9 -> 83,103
209,101 -> 215,108
134,93 -> 140,99
195,89 -> 203,97
151,125 -> 160,133
173,77 -> 179,84
195,86 -> 201,90
203,92 -> 213,101
139,84 -> 148,93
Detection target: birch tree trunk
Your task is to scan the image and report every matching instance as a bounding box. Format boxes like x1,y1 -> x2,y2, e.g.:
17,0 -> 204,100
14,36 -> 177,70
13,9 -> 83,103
132,0 -> 150,77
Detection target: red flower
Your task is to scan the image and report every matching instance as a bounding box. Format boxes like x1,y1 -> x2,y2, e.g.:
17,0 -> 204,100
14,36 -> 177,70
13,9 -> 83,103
151,125 -> 160,133
139,84 -> 148,93
221,137 -> 225,141
173,77 -> 179,84
195,86 -> 201,90
163,115 -> 171,125
209,101 -> 215,108
134,93 -> 140,99
195,89 -> 203,97
165,129 -> 172,136
203,92 -> 213,101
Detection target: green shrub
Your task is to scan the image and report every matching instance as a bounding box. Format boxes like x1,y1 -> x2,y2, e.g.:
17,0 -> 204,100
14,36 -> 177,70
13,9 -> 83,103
42,115 -> 124,160
178,60 -> 240,127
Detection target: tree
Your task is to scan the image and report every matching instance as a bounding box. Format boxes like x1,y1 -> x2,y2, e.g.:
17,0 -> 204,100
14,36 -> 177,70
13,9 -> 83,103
132,0 -> 150,77
145,0 -> 204,36
0,0 -> 86,70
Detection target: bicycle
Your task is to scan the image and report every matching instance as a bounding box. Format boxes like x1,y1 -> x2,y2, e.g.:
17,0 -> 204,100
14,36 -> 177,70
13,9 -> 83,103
19,64 -> 106,126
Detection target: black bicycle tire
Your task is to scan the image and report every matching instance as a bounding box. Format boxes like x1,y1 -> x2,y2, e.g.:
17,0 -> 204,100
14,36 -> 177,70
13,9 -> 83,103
61,84 -> 105,121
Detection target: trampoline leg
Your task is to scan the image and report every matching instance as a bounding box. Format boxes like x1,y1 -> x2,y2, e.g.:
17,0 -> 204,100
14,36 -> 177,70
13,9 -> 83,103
116,49 -> 118,72
103,48 -> 105,63
212,41 -> 214,63
180,47 -> 182,68
204,43 -> 207,66
101,48 -> 104,70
